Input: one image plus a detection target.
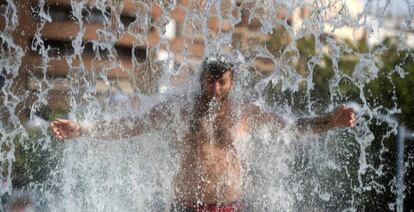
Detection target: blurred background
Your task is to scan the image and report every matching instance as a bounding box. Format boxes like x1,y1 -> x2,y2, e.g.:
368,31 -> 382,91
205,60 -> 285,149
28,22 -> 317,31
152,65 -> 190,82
1,0 -> 414,211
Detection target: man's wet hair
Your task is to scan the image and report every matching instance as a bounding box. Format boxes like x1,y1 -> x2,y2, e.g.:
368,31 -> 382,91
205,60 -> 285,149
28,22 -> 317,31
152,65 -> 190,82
201,52 -> 236,79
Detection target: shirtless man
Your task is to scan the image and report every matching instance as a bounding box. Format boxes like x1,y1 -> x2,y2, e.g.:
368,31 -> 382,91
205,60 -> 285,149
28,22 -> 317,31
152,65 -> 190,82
51,53 -> 356,211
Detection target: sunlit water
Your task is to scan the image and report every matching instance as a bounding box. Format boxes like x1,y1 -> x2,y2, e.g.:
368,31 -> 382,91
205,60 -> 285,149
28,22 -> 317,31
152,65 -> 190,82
1,0 -> 412,211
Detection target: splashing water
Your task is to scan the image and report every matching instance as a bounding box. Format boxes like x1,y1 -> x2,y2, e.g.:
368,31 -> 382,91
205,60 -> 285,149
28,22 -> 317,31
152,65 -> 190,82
1,0 -> 413,211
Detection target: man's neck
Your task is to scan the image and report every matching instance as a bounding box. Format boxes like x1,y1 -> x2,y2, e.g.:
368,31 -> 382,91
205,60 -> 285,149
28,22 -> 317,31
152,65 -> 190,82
196,94 -> 231,116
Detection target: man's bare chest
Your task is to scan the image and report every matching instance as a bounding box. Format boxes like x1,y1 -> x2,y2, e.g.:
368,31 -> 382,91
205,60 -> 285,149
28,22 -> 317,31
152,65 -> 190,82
185,110 -> 247,146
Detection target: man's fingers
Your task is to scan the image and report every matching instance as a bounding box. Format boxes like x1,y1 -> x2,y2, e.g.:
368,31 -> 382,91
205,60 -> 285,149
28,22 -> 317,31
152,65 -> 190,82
51,121 -> 59,128
337,106 -> 355,117
56,118 -> 70,124
54,127 -> 63,139
53,127 -> 59,135
57,128 -> 65,138
50,120 -> 72,140
333,105 -> 357,128
52,123 -> 61,135
349,115 -> 356,127
52,123 -> 66,139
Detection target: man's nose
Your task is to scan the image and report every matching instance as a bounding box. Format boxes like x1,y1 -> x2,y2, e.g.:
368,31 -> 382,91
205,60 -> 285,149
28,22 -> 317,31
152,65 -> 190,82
213,81 -> 221,93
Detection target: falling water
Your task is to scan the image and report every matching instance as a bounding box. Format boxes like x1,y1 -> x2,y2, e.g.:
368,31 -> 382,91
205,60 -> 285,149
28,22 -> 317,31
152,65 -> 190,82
1,0 -> 413,211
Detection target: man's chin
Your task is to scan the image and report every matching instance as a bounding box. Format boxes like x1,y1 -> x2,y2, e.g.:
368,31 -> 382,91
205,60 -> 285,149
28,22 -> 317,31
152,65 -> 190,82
211,96 -> 225,102
203,94 -> 226,103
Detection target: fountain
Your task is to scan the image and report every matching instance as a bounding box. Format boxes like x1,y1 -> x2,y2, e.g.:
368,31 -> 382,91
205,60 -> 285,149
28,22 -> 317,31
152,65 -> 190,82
1,0 -> 413,211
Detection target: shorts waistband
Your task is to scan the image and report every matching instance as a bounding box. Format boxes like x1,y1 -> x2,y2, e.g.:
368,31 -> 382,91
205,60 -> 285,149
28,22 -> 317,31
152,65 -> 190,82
172,200 -> 247,212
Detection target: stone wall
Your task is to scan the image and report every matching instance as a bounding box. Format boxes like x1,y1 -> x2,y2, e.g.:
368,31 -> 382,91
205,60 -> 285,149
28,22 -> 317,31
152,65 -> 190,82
4,0 -> 345,115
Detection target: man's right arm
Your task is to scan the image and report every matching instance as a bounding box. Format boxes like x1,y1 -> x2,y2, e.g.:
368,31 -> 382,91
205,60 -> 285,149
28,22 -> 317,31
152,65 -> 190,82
51,116 -> 146,140
51,102 -> 172,140
81,116 -> 147,139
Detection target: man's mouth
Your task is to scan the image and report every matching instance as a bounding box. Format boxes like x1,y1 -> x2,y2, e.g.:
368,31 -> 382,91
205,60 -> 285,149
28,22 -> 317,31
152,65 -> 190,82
209,97 -> 221,106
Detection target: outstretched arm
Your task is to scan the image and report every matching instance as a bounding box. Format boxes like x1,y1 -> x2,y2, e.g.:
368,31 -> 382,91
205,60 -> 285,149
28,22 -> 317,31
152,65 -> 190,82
245,104 -> 286,129
51,102 -> 172,140
246,104 -> 356,134
296,105 -> 356,134
79,116 -> 147,139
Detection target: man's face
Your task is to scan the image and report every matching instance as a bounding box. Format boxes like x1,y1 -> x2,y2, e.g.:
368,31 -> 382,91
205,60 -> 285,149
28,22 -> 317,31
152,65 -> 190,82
201,70 -> 233,101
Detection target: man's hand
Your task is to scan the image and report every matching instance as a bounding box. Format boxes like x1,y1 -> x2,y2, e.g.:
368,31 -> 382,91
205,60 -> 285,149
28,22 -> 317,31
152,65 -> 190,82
51,119 -> 81,140
331,105 -> 356,128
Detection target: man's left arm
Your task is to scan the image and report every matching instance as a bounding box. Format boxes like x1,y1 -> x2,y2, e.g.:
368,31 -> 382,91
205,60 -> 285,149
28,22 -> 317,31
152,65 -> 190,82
296,106 -> 356,134
245,104 -> 286,128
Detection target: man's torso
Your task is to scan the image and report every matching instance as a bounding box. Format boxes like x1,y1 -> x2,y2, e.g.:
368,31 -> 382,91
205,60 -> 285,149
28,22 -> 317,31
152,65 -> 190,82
173,99 -> 249,204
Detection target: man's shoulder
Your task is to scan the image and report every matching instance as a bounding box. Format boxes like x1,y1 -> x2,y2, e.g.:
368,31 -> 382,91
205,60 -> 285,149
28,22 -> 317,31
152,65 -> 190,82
160,93 -> 195,106
152,93 -> 195,116
235,99 -> 261,112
